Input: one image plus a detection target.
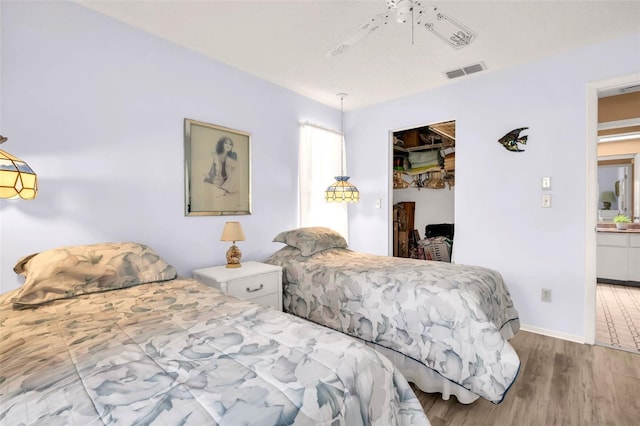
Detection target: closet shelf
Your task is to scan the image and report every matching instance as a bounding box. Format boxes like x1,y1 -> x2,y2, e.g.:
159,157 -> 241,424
403,167 -> 443,176
393,170 -> 455,190
392,121 -> 455,190
393,142 -> 450,154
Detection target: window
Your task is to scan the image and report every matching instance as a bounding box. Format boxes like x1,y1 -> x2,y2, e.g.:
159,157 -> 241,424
299,123 -> 348,241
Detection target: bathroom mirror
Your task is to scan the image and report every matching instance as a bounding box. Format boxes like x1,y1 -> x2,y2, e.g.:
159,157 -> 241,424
597,158 -> 634,221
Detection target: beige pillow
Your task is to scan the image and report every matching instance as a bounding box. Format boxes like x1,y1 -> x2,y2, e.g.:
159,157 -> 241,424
273,227 -> 348,256
12,242 -> 177,309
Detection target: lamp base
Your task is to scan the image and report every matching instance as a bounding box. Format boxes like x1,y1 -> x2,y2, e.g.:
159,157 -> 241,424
225,243 -> 242,268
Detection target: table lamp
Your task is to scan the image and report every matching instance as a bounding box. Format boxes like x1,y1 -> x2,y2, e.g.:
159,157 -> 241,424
221,221 -> 245,268
599,191 -> 616,210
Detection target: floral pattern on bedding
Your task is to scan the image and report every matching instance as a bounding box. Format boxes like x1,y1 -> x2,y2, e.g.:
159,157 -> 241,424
0,278 -> 428,426
264,246 -> 521,403
12,242 -> 177,308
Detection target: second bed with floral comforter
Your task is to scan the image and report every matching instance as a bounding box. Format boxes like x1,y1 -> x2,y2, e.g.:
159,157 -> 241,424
265,227 -> 521,404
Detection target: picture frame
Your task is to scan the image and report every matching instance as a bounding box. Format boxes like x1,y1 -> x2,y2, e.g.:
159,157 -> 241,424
184,118 -> 251,216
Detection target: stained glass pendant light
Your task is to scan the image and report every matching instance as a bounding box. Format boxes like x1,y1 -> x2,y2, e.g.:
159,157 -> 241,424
0,135 -> 38,200
325,94 -> 359,203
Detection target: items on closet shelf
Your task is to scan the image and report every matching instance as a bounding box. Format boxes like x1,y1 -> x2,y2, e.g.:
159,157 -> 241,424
444,152 -> 455,171
407,150 -> 441,174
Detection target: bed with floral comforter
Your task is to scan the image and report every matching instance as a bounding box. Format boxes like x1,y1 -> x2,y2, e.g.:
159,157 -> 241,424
264,227 -> 521,404
0,242 -> 429,426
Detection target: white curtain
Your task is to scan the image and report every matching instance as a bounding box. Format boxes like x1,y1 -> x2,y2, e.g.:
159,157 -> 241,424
299,123 -> 349,241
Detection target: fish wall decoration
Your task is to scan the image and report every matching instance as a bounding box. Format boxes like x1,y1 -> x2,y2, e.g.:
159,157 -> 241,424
498,127 -> 529,152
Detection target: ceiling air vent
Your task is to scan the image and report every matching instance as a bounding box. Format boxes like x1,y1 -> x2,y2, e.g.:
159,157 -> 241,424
445,61 -> 486,79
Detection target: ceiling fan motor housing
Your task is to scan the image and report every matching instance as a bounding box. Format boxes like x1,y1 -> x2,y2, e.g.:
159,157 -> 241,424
388,0 -> 410,23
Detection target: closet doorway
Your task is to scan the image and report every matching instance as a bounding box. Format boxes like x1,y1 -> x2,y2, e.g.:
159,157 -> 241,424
391,120 -> 455,262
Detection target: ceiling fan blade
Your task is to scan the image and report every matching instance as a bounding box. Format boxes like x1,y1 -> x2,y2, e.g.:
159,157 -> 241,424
325,12 -> 390,57
414,3 -> 476,48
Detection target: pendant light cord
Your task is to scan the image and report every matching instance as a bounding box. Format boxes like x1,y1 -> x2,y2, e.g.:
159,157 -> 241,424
337,93 -> 348,177
340,94 -> 345,176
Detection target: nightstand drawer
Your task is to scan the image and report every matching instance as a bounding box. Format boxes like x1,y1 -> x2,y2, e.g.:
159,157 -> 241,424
226,272 -> 279,300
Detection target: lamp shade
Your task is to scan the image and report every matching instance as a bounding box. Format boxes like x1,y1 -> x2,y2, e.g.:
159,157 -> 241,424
599,191 -> 616,210
0,148 -> 38,200
600,191 -> 617,203
325,176 -> 360,203
220,221 -> 245,242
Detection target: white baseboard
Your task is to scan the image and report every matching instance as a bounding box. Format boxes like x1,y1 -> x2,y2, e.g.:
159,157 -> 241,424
520,324 -> 585,344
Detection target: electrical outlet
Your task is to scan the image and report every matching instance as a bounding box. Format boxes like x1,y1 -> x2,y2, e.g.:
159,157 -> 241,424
541,288 -> 552,303
375,198 -> 381,209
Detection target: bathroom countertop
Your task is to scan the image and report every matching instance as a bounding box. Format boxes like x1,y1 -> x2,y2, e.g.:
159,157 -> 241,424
597,223 -> 640,233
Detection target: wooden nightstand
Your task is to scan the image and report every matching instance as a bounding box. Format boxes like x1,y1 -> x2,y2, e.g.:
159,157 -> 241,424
192,261 -> 283,311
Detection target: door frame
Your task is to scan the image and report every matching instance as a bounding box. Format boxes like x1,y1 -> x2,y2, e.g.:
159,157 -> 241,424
387,120 -> 457,257
585,72 -> 640,345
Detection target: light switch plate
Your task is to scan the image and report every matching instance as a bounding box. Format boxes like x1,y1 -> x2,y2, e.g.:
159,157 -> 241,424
542,176 -> 551,190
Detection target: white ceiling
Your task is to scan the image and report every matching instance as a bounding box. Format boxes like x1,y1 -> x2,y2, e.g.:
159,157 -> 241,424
74,0 -> 640,110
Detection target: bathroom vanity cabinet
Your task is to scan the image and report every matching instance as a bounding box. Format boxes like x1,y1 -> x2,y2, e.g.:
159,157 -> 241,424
597,231 -> 640,283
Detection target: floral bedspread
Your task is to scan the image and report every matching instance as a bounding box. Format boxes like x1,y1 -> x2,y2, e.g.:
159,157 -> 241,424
265,247 -> 521,403
0,278 -> 428,426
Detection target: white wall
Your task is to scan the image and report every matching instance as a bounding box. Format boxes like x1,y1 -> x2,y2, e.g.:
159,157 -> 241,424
0,1 -> 340,291
393,188 -> 455,240
346,32 -> 640,340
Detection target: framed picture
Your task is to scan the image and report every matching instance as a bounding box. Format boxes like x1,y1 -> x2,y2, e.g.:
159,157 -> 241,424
184,118 -> 251,216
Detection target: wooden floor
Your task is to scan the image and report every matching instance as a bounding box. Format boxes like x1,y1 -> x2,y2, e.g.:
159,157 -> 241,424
412,331 -> 640,426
